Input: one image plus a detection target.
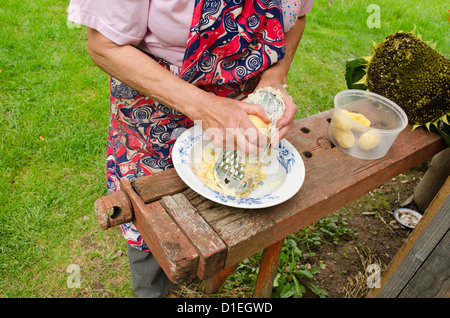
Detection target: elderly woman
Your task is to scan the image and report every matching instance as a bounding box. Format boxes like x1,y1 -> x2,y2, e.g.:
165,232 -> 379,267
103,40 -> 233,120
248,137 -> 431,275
68,0 -> 314,297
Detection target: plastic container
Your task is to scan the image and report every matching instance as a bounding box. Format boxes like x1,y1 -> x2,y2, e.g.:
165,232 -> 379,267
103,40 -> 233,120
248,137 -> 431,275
329,90 -> 408,160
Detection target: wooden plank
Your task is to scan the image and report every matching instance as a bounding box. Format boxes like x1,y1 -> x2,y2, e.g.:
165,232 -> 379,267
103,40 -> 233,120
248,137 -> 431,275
160,194 -> 227,280
285,117 -> 334,157
413,148 -> 450,211
120,178 -> 198,283
94,189 -> 133,230
186,111 -> 446,269
131,168 -> 188,204
399,229 -> 450,298
367,177 -> 450,298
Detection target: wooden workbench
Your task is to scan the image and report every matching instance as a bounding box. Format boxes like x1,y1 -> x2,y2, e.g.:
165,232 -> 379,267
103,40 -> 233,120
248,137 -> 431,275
94,110 -> 446,297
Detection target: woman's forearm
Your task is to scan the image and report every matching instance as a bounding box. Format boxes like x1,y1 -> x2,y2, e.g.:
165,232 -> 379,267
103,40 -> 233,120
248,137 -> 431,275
86,27 -> 211,122
86,27 -> 270,154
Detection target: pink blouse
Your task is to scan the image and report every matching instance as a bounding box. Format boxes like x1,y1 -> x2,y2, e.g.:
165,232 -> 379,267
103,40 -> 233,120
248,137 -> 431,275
68,0 -> 314,67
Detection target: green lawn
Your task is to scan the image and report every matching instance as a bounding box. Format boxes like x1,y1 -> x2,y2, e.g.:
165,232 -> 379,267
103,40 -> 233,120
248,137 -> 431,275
0,0 -> 448,298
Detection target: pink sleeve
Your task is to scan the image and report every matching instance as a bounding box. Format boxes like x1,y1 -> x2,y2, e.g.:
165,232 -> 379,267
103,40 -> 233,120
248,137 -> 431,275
67,0 -> 149,46
283,0 -> 314,31
299,0 -> 314,17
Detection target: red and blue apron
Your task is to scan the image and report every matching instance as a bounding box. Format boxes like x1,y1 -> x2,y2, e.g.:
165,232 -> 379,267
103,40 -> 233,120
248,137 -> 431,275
107,0 -> 292,251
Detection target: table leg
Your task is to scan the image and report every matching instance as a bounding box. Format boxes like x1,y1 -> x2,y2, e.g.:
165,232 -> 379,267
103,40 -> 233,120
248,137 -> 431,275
201,264 -> 238,294
202,239 -> 284,297
253,239 -> 284,298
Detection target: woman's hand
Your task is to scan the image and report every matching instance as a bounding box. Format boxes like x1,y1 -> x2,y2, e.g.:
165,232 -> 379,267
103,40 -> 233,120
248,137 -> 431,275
193,94 -> 271,155
276,86 -> 297,141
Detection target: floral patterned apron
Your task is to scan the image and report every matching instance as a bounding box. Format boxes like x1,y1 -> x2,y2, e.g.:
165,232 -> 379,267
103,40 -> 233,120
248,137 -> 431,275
107,0 -> 288,251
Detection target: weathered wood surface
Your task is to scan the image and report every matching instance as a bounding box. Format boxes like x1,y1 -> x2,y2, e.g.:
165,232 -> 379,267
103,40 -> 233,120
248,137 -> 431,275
367,177 -> 450,298
399,230 -> 449,298
131,168 -> 188,204
94,189 -> 133,230
120,178 -> 199,283
182,111 -> 446,269
160,194 -> 227,280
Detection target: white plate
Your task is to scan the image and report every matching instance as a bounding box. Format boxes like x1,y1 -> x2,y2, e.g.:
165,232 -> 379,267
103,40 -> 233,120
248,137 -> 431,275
394,208 -> 422,229
172,125 -> 305,209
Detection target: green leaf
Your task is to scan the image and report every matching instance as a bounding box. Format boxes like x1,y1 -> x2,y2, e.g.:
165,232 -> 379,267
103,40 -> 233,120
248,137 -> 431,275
432,120 -> 450,147
345,58 -> 368,90
312,267 -> 322,275
306,282 -> 329,298
289,261 -> 296,272
280,283 -> 296,298
293,276 -> 306,297
273,273 -> 281,288
294,269 -> 314,278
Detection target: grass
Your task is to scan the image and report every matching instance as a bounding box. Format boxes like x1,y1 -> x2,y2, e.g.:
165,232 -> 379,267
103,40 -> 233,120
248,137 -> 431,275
0,0 -> 448,298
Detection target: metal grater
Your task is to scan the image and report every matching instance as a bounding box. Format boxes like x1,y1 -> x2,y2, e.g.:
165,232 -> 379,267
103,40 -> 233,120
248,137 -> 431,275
213,149 -> 253,194
246,87 -> 285,162
260,127 -> 278,163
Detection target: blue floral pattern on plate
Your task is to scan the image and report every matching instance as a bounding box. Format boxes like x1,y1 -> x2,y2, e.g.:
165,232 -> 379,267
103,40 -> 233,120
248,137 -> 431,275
177,133 -> 201,164
275,143 -> 296,174
205,188 -> 280,206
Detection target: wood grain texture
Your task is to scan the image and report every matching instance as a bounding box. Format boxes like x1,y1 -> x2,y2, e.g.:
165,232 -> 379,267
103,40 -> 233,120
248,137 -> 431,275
131,168 -> 188,204
368,177 -> 450,298
399,229 -> 449,298
160,193 -> 227,279
94,190 -> 133,230
120,178 -> 198,282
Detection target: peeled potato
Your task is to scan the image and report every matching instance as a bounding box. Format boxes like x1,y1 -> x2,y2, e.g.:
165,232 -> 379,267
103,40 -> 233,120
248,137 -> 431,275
332,109 -> 371,132
332,110 -> 353,131
248,114 -> 270,135
347,112 -> 371,127
359,130 -> 381,150
332,125 -> 355,148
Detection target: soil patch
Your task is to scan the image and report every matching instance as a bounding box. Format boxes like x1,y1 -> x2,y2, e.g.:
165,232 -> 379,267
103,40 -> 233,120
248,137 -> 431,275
286,162 -> 426,298
287,162 -> 426,298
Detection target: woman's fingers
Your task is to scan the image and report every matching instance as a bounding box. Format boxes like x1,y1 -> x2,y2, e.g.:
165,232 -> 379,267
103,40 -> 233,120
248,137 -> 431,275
241,101 -> 271,124
236,126 -> 269,155
199,96 -> 277,155
204,121 -> 269,155
274,89 -> 297,141
208,127 -> 269,155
